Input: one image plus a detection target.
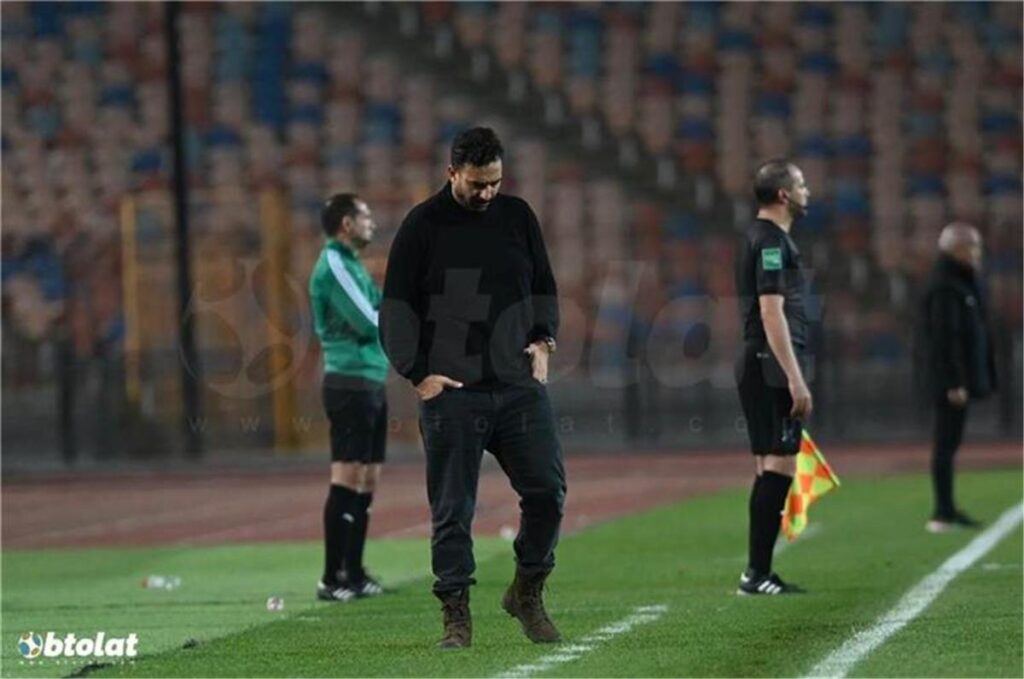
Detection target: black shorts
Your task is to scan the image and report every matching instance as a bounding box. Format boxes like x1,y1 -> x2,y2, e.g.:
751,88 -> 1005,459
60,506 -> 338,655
735,343 -> 798,456
322,374 -> 388,464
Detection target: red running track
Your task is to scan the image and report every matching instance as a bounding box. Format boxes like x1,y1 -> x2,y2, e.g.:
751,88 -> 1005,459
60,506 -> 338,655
3,443 -> 1019,550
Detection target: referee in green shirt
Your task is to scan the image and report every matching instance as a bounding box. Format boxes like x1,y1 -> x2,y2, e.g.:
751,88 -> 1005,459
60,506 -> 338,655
309,193 -> 389,602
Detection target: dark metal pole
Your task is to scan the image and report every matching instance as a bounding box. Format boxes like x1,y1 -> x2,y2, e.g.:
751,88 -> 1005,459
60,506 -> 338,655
58,332 -> 76,465
165,1 -> 203,458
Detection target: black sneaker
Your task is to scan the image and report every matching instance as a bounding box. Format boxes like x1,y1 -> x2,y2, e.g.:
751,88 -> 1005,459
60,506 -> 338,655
737,569 -> 806,595
316,580 -> 357,602
349,575 -> 385,598
951,511 -> 982,528
927,510 -> 982,533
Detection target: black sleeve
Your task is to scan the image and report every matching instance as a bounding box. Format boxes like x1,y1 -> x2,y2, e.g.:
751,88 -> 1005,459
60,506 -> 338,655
754,234 -> 787,296
524,203 -> 559,342
380,211 -> 429,386
929,287 -> 967,391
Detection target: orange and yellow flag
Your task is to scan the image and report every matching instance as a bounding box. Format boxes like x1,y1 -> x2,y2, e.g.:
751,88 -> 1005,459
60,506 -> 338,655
781,431 -> 840,542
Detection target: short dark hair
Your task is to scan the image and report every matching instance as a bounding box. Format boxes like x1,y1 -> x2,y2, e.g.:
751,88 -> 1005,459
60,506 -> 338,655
753,159 -> 797,206
321,193 -> 360,237
450,127 -> 503,168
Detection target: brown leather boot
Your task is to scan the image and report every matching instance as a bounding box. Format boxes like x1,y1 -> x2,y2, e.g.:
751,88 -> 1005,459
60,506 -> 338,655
435,588 -> 472,649
501,569 -> 562,643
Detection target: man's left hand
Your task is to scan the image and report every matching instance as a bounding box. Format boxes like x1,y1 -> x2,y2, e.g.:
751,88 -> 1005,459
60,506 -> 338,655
524,341 -> 550,384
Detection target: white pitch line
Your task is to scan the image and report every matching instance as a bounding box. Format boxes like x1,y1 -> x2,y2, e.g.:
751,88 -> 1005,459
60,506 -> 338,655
806,502 -> 1024,678
494,604 -> 668,679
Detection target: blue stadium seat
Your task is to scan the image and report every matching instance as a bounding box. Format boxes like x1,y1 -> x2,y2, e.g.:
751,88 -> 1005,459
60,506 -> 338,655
184,129 -> 204,171
872,4 -> 909,50
100,85 -> 136,109
25,105 -> 60,141
131,148 -> 165,174
756,93 -> 791,118
72,40 -> 103,67
799,52 -> 838,74
905,113 -> 942,138
798,4 -> 834,27
323,146 -> 359,168
798,135 -> 832,158
289,103 -> 325,126
677,118 -> 714,141
798,203 -> 829,232
676,72 -> 714,96
981,112 -> 1019,134
919,50 -> 953,75
835,134 -> 871,158
205,125 -> 243,148
533,9 -> 562,33
292,61 -> 329,86
645,53 -> 681,81
687,3 -> 720,31
665,212 -> 701,240
364,103 -> 402,143
30,3 -> 63,38
718,30 -> 754,52
834,181 -> 870,217
984,173 -> 1021,195
908,174 -> 945,196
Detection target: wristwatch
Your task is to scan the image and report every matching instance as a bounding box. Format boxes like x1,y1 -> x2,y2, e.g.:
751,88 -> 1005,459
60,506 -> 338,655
540,336 -> 557,354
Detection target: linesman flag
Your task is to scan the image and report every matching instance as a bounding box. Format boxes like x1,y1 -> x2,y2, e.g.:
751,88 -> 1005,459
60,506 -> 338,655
781,431 -> 840,542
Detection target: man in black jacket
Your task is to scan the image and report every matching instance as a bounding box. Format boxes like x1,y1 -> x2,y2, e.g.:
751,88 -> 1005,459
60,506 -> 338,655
380,127 -> 564,649
919,222 -> 997,533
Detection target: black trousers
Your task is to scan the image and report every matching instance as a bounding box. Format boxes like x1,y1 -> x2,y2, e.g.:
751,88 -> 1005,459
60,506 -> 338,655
419,382 -> 566,594
932,397 -> 969,518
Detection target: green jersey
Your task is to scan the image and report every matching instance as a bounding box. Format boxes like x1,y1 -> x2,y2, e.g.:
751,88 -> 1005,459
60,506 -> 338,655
308,240 -> 388,383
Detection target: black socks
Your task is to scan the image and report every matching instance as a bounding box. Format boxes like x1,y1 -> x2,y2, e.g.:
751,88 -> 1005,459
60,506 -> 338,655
322,484 -> 359,585
345,492 -> 374,583
746,474 -> 763,572
748,471 -> 793,575
931,454 -> 955,519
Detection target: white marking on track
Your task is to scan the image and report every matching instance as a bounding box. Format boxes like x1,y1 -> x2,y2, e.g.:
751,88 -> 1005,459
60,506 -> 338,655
494,604 -> 668,678
806,503 -> 1024,678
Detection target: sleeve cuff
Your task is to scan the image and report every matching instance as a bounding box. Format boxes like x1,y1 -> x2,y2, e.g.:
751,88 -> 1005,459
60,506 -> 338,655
528,327 -> 557,344
408,366 -> 428,387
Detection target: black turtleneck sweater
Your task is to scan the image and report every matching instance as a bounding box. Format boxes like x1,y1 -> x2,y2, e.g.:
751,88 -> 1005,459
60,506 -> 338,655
380,184 -> 559,389
920,255 -> 997,398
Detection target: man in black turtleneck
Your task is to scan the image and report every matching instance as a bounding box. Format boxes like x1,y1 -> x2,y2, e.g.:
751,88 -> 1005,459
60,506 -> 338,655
919,222 -> 997,533
380,127 -> 564,649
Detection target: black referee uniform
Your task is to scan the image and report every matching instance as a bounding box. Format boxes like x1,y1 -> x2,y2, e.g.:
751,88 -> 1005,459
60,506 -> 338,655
735,217 -> 810,451
734,216 -> 811,591
379,183 -> 565,596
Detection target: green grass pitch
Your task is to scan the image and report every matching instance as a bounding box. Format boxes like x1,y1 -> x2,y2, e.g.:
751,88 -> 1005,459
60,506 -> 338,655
3,469 -> 1020,678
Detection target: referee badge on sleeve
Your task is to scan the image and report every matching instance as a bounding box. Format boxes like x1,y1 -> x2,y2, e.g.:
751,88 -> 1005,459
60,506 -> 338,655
761,248 -> 783,271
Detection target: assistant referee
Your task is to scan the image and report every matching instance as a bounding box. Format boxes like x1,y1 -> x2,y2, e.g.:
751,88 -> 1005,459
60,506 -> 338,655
309,193 -> 388,602
734,159 -> 814,596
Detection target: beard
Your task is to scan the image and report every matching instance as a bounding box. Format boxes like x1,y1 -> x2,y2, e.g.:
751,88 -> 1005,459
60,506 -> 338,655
788,200 -> 808,220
